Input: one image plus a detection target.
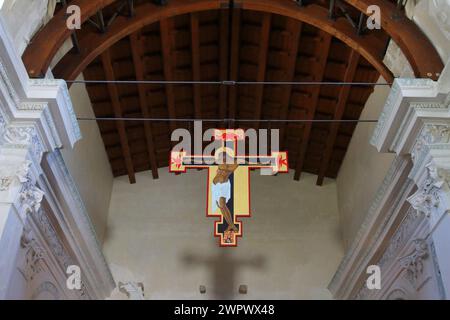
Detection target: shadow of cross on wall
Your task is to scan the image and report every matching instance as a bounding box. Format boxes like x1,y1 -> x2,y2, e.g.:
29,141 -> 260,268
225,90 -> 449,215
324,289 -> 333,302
182,250 -> 266,299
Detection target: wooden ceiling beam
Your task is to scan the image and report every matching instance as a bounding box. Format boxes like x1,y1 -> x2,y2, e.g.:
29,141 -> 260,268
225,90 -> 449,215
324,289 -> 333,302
129,32 -> 159,179
160,18 -> 177,133
23,0 -> 116,77
279,20 -> 303,149
316,49 -> 360,186
253,13 -> 272,131
227,7 -> 241,126
218,8 -> 230,126
52,0 -> 225,82
101,49 -> 136,184
51,0 -> 394,84
345,0 -> 443,80
26,0 -> 443,82
294,31 -> 332,181
190,12 -> 202,119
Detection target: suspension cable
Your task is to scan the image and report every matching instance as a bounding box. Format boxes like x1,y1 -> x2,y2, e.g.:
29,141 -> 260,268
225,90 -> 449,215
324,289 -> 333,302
66,79 -> 392,86
77,117 -> 379,123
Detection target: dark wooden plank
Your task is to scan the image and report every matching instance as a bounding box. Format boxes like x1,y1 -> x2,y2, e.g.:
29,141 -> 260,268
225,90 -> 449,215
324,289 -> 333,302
191,13 -> 202,119
228,7 -> 241,126
130,32 -> 159,179
279,19 -> 302,149
160,18 -> 177,132
101,50 -> 136,184
294,31 -> 332,181
253,13 -> 272,130
219,8 -> 230,126
316,50 -> 360,185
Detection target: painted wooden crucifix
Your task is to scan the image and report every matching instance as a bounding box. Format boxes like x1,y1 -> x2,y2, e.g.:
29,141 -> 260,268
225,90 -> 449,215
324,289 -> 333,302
170,129 -> 288,247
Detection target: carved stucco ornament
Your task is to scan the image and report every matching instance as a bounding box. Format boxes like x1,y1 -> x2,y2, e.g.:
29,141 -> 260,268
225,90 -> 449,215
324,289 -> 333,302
408,163 -> 450,217
412,124 -> 450,163
19,228 -> 45,282
399,239 -> 429,289
0,160 -> 32,191
119,282 -> 145,300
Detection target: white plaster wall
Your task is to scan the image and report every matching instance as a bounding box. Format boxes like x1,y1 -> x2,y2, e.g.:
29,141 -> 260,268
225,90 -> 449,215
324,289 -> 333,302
103,169 -> 343,300
336,78 -> 395,249
0,0 -> 55,55
60,76 -> 114,243
412,0 -> 450,63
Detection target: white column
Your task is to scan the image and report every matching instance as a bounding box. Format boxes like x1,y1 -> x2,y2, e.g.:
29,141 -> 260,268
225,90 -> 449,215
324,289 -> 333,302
0,13 -> 114,299
371,59 -> 450,297
330,59 -> 450,300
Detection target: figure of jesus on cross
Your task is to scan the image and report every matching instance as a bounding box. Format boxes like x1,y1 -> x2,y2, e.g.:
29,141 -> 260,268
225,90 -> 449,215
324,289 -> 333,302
170,129 -> 288,246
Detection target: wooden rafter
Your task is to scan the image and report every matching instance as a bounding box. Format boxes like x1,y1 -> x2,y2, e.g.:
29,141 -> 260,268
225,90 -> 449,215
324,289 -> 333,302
23,0 -> 115,77
294,31 -> 332,181
129,32 -> 159,179
345,0 -> 443,79
237,0 -> 392,82
316,50 -> 360,186
218,8 -> 230,125
190,13 -> 202,119
253,13 -> 272,131
279,19 -> 303,149
66,7 -> 385,181
160,18 -> 177,132
101,50 -> 136,184
25,0 -> 443,82
227,7 -> 241,124
52,0 -> 225,83
51,0 -> 395,84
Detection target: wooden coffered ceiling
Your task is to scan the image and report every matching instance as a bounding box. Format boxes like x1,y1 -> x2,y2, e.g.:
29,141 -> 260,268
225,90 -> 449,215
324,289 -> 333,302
23,0 -> 444,185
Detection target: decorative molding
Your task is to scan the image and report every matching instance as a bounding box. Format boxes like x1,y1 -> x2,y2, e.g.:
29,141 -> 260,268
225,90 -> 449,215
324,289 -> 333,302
46,150 -> 115,288
0,160 -> 31,191
0,15 -> 111,300
33,208 -> 89,300
370,78 -> 439,152
1,125 -> 44,162
19,228 -> 45,282
0,57 -> 20,106
429,241 -> 447,299
371,81 -> 401,146
408,162 -> 450,217
18,102 -> 47,111
353,207 -> 424,300
119,282 -> 145,300
399,239 -> 429,289
19,181 -> 45,216
411,124 -> 450,164
329,156 -> 408,292
386,288 -> 408,300
31,281 -> 59,300
378,208 -> 424,271
28,79 -> 81,141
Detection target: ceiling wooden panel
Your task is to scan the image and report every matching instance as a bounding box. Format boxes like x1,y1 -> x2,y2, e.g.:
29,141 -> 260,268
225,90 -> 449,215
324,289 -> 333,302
79,7 -> 382,184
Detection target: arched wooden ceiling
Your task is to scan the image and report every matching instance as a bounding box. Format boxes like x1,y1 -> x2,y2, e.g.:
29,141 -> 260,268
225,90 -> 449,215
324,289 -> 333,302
22,0 -> 444,185
23,0 -> 443,80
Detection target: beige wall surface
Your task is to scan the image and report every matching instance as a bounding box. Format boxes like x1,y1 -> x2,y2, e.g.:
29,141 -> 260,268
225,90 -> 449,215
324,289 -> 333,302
60,78 -> 114,243
336,79 -> 395,250
103,170 -> 343,300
